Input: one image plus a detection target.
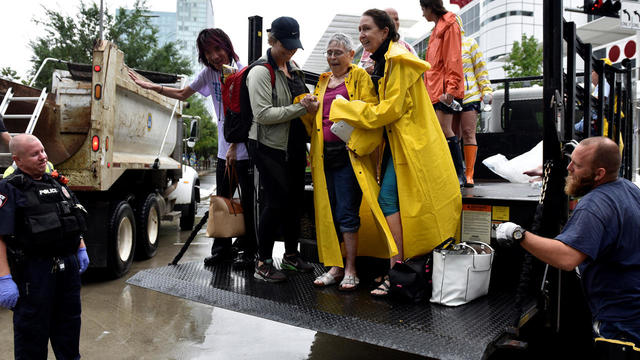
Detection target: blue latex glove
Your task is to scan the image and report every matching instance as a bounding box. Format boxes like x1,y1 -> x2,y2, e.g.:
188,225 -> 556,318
0,274 -> 19,309
77,247 -> 90,274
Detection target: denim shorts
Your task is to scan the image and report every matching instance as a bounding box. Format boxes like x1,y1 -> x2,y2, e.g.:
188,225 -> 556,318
461,101 -> 481,113
325,160 -> 362,233
433,99 -> 462,114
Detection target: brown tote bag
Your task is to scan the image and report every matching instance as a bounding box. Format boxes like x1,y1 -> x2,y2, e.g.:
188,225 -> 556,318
206,163 -> 245,238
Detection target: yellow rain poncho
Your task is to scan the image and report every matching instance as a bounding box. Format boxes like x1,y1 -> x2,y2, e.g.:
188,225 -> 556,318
329,42 -> 462,258
301,64 -> 396,268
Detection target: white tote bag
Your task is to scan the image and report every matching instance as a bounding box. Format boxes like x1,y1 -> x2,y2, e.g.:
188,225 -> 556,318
430,241 -> 494,306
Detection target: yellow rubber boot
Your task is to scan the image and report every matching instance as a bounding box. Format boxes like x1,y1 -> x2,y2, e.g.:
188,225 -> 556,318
463,145 -> 477,187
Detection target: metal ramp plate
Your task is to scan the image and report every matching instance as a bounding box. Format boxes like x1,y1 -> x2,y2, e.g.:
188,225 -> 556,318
127,260 -> 519,360
463,182 -> 541,202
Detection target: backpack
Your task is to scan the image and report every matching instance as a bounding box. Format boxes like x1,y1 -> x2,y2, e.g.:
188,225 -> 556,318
221,60 -> 275,143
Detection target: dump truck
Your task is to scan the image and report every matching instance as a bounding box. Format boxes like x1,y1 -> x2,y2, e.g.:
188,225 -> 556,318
0,40 -> 200,278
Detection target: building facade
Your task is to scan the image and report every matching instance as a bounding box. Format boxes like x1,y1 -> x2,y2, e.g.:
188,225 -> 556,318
126,0 -> 214,75
176,0 -> 215,73
303,14 -> 417,74
413,0 -> 588,80
147,11 -> 178,47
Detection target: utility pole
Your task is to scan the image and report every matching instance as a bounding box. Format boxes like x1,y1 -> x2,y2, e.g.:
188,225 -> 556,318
99,0 -> 104,41
248,16 -> 263,64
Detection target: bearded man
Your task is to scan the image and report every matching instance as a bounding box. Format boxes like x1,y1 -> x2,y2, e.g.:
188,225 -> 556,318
496,136 -> 640,350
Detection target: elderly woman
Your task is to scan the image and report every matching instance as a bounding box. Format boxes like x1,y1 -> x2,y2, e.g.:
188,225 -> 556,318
330,9 -> 461,296
302,33 -> 392,291
421,0 -> 465,186
246,17 -> 315,283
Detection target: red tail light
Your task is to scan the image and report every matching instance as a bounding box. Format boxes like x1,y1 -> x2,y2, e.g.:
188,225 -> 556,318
92,136 -> 100,151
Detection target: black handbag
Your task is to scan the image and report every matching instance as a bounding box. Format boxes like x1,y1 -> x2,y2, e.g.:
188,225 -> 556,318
389,255 -> 431,303
389,238 -> 455,303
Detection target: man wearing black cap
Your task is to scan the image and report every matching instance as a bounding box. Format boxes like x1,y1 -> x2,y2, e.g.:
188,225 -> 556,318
246,16 -> 316,282
267,16 -> 304,50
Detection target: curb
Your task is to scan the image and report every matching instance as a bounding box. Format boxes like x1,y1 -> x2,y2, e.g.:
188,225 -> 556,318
197,169 -> 213,177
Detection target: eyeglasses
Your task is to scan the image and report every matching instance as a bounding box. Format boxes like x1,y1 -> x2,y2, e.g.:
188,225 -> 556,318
324,50 -> 345,57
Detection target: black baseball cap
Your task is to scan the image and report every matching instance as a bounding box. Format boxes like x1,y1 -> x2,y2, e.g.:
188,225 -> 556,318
268,16 -> 303,50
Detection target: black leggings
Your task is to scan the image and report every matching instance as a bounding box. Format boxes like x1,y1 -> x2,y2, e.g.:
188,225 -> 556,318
250,141 -> 306,261
212,157 -> 256,254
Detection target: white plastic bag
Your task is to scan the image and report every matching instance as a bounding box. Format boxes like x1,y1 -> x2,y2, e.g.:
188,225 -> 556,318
482,141 -> 542,183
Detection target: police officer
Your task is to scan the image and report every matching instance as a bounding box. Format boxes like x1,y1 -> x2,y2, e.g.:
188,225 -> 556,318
0,134 -> 89,360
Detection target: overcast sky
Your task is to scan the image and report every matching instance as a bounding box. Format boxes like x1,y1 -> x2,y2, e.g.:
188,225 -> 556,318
0,0 -> 458,80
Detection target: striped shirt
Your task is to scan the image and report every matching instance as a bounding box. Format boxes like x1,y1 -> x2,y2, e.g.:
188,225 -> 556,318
461,36 -> 492,104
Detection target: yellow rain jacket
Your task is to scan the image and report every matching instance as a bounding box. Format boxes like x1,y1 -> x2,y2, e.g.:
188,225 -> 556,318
301,64 -> 395,268
329,42 -> 462,259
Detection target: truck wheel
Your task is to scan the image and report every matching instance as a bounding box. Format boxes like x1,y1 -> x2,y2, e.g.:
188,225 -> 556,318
108,201 -> 136,278
136,194 -> 160,259
179,189 -> 196,231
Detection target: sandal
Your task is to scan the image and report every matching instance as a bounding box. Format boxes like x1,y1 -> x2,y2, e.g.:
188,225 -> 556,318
338,275 -> 360,292
371,277 -> 390,297
313,272 -> 343,287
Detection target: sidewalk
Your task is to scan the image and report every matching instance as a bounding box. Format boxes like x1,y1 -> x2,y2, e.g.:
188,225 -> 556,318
197,168 -> 215,201
197,168 -> 213,177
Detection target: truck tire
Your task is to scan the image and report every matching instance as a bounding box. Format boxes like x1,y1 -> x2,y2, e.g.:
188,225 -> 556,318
179,189 -> 196,231
136,194 -> 160,259
108,201 -> 136,278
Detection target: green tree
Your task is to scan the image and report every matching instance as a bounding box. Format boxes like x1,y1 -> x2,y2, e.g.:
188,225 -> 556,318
1,67 -> 24,84
502,34 -> 543,86
183,96 -> 217,160
29,0 -> 191,89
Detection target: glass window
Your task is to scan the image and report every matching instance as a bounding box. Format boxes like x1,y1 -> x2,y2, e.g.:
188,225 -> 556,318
481,11 -> 534,27
461,4 -> 480,35
503,99 -> 544,132
478,98 -> 543,133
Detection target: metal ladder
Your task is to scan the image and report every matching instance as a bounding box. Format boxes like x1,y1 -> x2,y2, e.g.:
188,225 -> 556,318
0,86 -> 49,135
0,87 -> 48,167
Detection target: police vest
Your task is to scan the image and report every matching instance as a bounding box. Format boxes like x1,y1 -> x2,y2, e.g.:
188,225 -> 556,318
6,170 -> 87,257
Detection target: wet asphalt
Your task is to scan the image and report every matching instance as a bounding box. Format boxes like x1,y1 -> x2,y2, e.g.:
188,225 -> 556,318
0,171 -> 427,360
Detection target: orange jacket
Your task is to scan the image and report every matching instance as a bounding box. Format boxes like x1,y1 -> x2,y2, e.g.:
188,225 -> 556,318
424,12 -> 464,103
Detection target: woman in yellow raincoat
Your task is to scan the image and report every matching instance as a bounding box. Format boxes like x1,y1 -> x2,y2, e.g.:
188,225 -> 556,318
301,33 -> 394,291
329,8 -> 461,296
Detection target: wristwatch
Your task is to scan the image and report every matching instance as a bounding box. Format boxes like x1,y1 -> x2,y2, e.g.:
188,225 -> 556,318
513,226 -> 526,242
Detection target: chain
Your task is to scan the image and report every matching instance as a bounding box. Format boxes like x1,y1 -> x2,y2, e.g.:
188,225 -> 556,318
539,161 -> 552,205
